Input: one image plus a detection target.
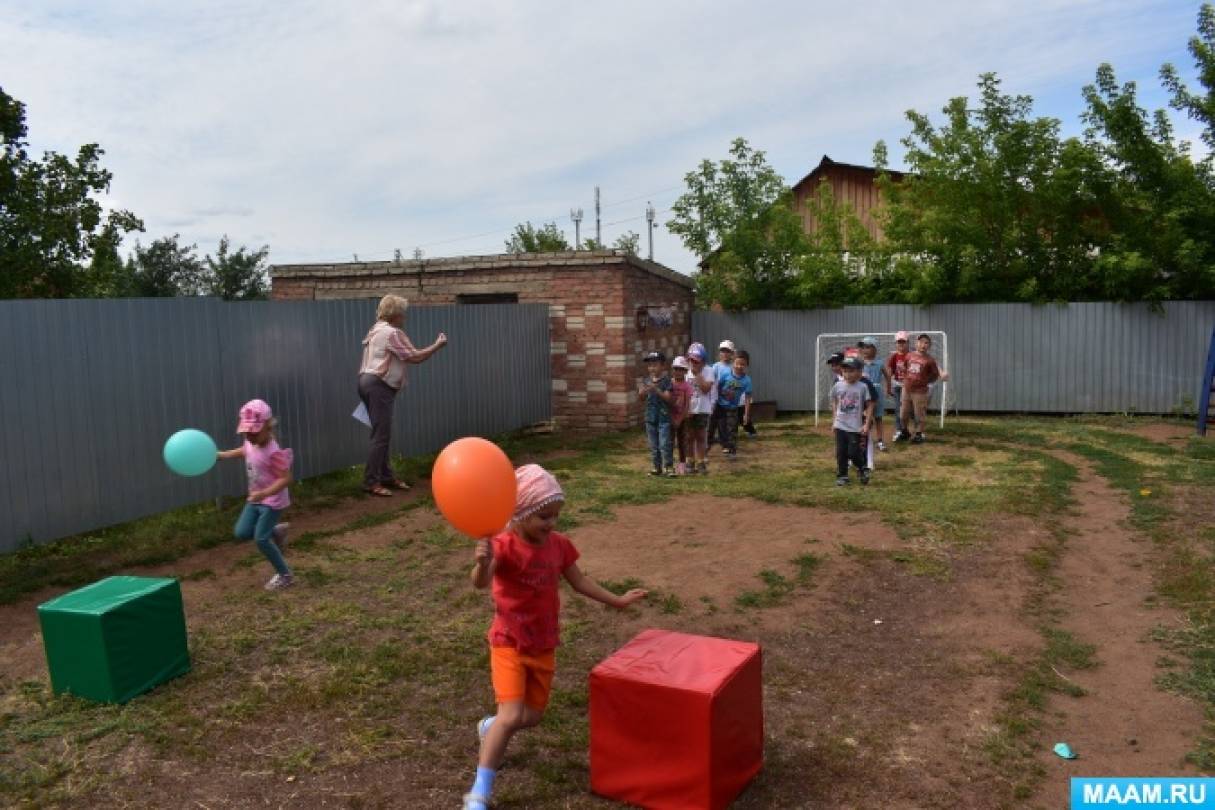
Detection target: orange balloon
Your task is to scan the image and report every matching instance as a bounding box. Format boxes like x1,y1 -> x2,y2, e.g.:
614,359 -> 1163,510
431,437 -> 517,538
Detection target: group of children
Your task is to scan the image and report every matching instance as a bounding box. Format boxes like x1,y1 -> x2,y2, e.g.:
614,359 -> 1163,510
199,331 -> 948,809
827,331 -> 948,485
638,339 -> 755,476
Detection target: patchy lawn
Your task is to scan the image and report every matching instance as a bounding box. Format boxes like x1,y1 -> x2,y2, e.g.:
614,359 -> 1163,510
1,415 -> 1211,808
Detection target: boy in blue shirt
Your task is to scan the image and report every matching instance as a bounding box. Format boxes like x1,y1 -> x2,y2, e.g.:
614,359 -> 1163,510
716,349 -> 753,458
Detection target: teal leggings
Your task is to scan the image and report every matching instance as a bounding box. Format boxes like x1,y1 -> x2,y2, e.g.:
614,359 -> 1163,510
234,503 -> 290,576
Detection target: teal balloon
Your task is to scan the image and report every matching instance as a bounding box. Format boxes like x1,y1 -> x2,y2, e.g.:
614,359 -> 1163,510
164,429 -> 218,477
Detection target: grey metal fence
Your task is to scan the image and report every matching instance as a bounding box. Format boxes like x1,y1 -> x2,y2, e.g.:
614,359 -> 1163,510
693,301 -> 1215,415
0,299 -> 550,551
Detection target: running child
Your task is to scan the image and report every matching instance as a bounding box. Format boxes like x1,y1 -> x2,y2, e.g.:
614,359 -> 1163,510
464,465 -> 647,810
217,399 -> 295,590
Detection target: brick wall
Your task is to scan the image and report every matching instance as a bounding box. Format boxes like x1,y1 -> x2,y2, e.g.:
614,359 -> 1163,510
271,252 -> 694,432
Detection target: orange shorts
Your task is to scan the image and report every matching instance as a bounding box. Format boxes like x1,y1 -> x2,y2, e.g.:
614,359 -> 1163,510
490,646 -> 556,711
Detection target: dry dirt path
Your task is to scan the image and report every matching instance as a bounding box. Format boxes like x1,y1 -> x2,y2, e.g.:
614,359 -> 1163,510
1033,453 -> 1204,806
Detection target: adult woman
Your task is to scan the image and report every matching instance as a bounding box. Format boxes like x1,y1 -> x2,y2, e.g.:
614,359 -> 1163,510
358,295 -> 447,496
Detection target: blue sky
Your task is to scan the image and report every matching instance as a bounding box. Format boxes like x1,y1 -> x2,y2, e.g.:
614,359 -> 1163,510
0,1 -> 1206,275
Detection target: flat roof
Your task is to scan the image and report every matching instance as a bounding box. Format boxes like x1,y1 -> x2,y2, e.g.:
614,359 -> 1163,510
271,249 -> 695,289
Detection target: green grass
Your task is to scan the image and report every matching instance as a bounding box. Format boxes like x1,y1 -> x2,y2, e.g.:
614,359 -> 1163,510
2,414 -> 1213,807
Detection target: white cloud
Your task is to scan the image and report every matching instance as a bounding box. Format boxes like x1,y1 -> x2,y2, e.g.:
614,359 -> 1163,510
0,0 -> 1204,272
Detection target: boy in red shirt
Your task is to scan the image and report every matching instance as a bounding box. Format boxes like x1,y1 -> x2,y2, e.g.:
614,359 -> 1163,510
886,331 -> 911,440
464,465 -> 647,810
898,333 -> 949,444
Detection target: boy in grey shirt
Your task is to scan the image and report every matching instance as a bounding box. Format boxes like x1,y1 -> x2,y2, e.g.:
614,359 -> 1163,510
830,357 -> 873,486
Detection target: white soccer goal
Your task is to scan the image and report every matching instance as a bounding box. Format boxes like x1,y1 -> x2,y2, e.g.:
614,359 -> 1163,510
814,331 -> 950,430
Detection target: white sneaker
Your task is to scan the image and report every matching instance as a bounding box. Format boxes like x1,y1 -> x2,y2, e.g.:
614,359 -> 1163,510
463,793 -> 490,810
264,573 -> 295,591
272,523 -> 290,550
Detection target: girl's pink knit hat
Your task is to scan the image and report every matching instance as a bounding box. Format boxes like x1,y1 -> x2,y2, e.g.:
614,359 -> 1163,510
512,464 -> 565,522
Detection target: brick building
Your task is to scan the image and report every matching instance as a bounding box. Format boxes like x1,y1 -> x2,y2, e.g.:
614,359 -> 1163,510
270,251 -> 696,431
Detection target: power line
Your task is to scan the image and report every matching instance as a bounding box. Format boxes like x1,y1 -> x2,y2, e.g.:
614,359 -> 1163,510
334,186 -> 684,260
600,185 -> 681,209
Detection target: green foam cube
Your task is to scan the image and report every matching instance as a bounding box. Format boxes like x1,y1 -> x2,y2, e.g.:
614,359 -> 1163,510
37,576 -> 191,703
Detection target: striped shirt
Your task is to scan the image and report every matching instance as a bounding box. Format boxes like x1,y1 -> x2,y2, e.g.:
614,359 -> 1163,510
359,320 -> 419,390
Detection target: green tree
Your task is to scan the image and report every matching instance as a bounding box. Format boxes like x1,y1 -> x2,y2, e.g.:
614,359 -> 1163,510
583,231 -> 641,254
1083,59 -> 1215,302
0,87 -> 142,298
874,73 -> 1108,304
80,223 -> 134,297
127,234 -> 204,297
1162,3 -> 1215,161
668,137 -> 808,309
504,221 -> 570,253
204,235 -> 269,300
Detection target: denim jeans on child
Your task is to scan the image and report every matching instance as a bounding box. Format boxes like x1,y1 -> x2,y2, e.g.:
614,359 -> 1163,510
645,420 -> 673,471
234,503 -> 290,575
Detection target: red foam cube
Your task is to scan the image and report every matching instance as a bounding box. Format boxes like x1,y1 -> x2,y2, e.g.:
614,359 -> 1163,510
590,629 -> 763,809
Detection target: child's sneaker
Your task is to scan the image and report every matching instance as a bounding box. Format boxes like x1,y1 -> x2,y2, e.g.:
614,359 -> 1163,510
725,449 -> 738,460
697,462 -> 708,475
911,433 -> 925,444
893,431 -> 909,443
877,440 -> 887,452
860,467 -> 871,485
836,476 -> 850,486
648,467 -> 662,476
664,466 -> 677,478
477,715 -> 495,742
272,522 -> 290,550
721,447 -> 731,456
463,793 -> 490,810
264,573 -> 295,591
676,462 -> 686,475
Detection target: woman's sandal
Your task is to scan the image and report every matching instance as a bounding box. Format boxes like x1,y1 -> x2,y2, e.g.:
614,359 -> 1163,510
388,479 -> 411,491
365,485 -> 394,497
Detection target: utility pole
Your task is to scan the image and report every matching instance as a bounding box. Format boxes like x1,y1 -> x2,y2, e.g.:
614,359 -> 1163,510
594,186 -> 601,247
645,202 -> 656,261
413,247 -> 423,261
570,207 -> 584,249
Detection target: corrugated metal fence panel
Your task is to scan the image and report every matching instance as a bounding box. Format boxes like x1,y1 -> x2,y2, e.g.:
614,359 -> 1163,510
0,299 -> 549,552
693,301 -> 1215,413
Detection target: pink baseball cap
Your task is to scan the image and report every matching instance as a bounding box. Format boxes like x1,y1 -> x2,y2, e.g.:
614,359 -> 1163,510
236,399 -> 273,434
895,330 -> 909,341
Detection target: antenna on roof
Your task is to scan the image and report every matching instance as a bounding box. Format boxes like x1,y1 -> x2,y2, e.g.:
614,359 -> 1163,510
571,207 -> 584,249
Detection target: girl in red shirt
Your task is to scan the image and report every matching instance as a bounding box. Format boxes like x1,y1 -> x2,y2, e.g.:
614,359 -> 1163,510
464,465 -> 647,810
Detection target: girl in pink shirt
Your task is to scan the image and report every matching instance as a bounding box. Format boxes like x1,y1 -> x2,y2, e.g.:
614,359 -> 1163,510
218,399 -> 296,591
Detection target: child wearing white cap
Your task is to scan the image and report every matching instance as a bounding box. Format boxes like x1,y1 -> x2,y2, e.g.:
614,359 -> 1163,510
707,340 -> 735,449
669,356 -> 694,474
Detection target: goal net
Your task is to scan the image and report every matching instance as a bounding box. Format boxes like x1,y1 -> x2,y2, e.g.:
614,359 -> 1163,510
814,331 -> 951,430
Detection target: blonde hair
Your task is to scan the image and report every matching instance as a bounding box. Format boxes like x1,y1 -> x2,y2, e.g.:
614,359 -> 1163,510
376,295 -> 408,323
